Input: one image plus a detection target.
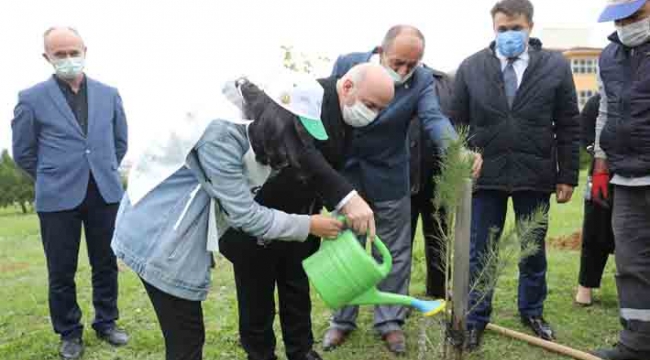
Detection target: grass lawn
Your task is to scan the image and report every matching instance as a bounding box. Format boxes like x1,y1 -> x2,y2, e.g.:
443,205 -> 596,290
0,171 -> 621,359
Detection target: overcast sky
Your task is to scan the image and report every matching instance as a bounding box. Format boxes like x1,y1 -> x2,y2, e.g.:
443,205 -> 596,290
0,0 -> 613,160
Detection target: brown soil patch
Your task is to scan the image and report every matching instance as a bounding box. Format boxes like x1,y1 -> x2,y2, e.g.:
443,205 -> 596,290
549,231 -> 582,251
0,262 -> 30,273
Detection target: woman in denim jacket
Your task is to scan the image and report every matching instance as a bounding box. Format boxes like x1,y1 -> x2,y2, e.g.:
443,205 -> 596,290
111,78 -> 348,360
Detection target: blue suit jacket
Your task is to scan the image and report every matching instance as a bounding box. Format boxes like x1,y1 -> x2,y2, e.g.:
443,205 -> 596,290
332,50 -> 456,202
11,76 -> 128,212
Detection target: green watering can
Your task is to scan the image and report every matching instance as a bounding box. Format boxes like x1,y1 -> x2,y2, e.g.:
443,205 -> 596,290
302,228 -> 445,317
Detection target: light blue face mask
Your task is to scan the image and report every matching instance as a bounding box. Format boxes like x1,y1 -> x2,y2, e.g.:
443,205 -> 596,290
52,56 -> 85,80
496,30 -> 527,58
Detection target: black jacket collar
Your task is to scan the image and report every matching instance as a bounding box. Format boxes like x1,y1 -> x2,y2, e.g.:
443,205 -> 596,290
608,31 -> 622,45
315,76 -> 351,168
317,76 -> 345,133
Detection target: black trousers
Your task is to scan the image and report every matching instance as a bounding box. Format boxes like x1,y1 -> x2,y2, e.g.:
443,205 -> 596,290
37,176 -> 119,340
578,197 -> 615,288
219,230 -> 320,360
410,170 -> 447,298
142,279 -> 205,360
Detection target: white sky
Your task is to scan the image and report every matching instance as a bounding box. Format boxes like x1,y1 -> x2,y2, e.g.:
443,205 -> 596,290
0,0 -> 613,160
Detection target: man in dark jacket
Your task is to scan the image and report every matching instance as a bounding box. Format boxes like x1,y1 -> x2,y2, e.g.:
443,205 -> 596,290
592,1 -> 650,359
453,0 -> 580,350
219,64 -> 394,360
408,68 -> 454,299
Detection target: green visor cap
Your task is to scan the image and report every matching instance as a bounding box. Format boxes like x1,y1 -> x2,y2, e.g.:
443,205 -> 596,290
299,116 -> 328,141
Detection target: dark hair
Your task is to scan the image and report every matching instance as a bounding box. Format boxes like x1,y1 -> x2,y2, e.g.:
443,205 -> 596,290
381,25 -> 426,53
239,80 -> 312,172
491,0 -> 534,23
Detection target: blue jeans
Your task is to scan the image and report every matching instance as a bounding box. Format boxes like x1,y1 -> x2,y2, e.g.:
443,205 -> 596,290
467,190 -> 550,329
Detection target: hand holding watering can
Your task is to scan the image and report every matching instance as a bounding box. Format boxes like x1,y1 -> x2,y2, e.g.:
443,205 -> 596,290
303,217 -> 445,316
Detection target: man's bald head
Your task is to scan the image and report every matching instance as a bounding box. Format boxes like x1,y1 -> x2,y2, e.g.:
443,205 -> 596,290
343,63 -> 394,109
379,25 -> 425,80
381,25 -> 425,54
337,63 -> 394,126
43,27 -> 86,61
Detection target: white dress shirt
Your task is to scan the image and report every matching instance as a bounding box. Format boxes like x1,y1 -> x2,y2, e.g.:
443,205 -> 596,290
496,49 -> 530,89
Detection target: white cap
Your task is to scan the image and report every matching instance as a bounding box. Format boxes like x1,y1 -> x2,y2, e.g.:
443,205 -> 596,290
264,72 -> 328,140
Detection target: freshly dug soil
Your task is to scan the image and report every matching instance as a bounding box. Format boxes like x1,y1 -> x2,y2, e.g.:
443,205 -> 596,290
549,231 -> 582,251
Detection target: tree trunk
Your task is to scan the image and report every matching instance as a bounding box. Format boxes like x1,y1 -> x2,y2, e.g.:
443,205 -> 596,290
20,201 -> 27,214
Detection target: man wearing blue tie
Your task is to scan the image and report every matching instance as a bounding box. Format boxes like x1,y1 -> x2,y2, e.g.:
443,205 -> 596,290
452,0 -> 580,351
11,27 -> 129,360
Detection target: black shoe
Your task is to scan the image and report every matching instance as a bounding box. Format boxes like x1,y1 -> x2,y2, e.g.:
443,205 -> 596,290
96,326 -> 129,346
521,316 -> 554,341
464,328 -> 484,352
59,338 -> 84,360
304,350 -> 323,360
592,343 -> 650,360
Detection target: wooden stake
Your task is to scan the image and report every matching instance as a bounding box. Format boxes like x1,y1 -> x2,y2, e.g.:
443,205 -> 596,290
486,323 -> 603,360
450,179 -> 473,359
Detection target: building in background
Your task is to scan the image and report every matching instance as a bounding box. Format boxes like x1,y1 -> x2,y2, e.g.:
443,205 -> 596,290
541,28 -> 603,109
563,48 -> 602,109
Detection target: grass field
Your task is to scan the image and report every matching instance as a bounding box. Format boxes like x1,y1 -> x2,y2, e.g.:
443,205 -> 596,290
0,172 -> 622,359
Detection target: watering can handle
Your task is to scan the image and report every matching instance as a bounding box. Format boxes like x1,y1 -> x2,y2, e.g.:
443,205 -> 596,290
335,215 -> 392,276
371,235 -> 393,277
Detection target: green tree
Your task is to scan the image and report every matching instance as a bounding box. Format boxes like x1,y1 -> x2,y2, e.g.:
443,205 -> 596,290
0,149 -> 34,214
0,152 -> 14,209
429,130 -> 544,359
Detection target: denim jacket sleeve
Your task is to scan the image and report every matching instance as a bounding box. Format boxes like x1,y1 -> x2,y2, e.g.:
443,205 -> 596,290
194,121 -> 311,242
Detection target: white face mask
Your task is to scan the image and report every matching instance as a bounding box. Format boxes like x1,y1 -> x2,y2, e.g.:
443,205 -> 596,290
617,16 -> 650,48
384,65 -> 417,86
342,99 -> 378,128
51,56 -> 85,80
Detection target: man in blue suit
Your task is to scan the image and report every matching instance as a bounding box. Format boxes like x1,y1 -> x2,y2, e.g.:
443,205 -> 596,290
11,27 -> 129,360
322,25 -> 482,355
